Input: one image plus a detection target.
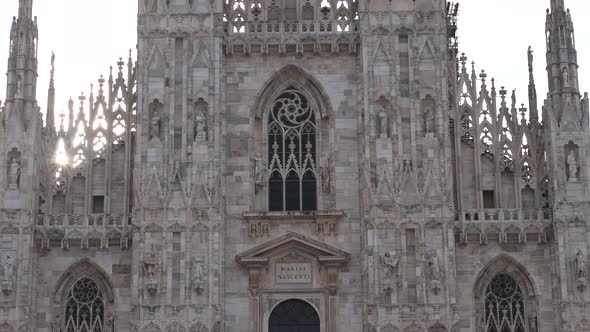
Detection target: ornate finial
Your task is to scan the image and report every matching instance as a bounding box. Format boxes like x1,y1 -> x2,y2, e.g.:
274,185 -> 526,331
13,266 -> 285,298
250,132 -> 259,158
519,104 -> 527,123
117,57 -> 124,71
59,111 -> 65,133
49,52 -> 56,89
527,46 -> 533,73
98,75 -> 105,91
459,53 -> 467,67
500,86 -> 507,99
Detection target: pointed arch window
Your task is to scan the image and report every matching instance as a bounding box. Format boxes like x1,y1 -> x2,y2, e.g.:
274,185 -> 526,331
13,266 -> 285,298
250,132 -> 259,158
268,88 -> 317,211
484,273 -> 526,332
64,277 -> 105,332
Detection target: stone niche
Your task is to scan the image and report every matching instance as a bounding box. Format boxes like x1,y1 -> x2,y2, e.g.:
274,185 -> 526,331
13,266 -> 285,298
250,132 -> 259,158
236,232 -> 350,332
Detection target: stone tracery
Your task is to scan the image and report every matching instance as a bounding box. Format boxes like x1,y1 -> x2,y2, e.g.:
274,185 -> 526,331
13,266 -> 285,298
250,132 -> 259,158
64,277 -> 106,332
483,273 -> 526,332
268,88 -> 318,211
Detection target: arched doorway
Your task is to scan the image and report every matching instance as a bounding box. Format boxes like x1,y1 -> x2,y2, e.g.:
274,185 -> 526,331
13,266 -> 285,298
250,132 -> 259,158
269,299 -> 320,332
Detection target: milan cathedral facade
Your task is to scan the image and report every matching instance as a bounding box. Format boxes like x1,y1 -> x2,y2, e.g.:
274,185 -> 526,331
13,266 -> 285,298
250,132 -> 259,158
0,0 -> 589,331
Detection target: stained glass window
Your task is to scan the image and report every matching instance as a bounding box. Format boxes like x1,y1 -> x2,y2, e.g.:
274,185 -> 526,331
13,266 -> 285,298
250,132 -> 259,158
268,89 -> 317,211
64,278 -> 105,332
484,273 -> 526,332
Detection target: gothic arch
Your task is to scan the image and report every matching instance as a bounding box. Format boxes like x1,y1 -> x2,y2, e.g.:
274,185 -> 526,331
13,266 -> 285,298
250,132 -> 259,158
474,255 -> 537,332
427,324 -> 447,332
189,322 -> 208,332
381,323 -> 400,332
52,259 -> 115,332
252,64 -> 335,211
252,63 -> 334,120
473,254 -> 536,301
268,299 -> 320,332
166,322 -> 187,332
53,259 -> 115,304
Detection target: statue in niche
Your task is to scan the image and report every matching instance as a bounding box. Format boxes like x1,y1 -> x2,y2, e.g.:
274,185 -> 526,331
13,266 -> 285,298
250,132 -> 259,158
567,150 -> 578,181
382,251 -> 399,271
149,114 -> 161,141
424,107 -> 434,134
143,252 -> 158,295
1,253 -> 14,295
16,76 -> 22,95
319,152 -> 331,193
194,109 -> 206,140
149,100 -> 163,141
253,153 -> 266,192
428,253 -> 443,294
575,249 -> 587,289
378,106 -> 388,138
528,312 -> 538,332
8,158 -> 20,189
194,99 -> 208,141
562,67 -> 570,86
1,253 -> 14,280
192,257 -> 206,294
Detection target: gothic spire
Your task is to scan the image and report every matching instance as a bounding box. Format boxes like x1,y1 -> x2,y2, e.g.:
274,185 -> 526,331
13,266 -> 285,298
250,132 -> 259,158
544,0 -> 583,127
18,0 -> 34,21
4,0 -> 38,132
46,52 -> 56,135
527,46 -> 538,124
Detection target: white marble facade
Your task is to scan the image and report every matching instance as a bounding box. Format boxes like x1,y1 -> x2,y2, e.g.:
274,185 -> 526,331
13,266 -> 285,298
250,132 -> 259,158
0,0 -> 589,331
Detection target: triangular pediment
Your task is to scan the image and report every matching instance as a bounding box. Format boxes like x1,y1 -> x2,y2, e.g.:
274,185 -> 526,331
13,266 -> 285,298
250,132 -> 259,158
236,232 -> 350,267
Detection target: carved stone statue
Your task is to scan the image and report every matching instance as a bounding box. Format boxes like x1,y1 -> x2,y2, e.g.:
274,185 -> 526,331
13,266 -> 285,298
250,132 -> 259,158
143,253 -> 158,295
382,251 -> 399,271
378,108 -> 388,138
193,257 -> 206,294
567,150 -> 578,181
194,108 -> 207,141
1,254 -> 13,280
575,250 -> 587,290
562,67 -> 570,86
254,153 -> 266,191
8,158 -> 20,189
529,312 -> 538,332
150,115 -> 161,141
1,253 -> 14,295
424,107 -> 434,134
429,254 -> 443,294
319,152 -> 330,193
16,76 -> 22,94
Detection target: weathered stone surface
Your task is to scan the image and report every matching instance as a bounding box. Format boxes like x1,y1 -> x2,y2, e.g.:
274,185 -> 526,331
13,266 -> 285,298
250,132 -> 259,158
0,0 -> 589,331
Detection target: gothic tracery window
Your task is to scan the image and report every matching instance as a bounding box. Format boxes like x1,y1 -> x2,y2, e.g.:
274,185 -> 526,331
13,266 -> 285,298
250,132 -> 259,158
268,89 -> 317,211
64,278 -> 105,332
484,273 -> 526,332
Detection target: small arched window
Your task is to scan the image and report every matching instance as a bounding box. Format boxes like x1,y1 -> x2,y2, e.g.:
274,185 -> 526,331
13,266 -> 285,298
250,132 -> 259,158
64,277 -> 105,331
484,273 -> 526,332
268,88 -> 317,211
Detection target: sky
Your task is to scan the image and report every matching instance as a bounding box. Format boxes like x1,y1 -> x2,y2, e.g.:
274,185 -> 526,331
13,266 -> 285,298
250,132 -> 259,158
0,0 -> 588,120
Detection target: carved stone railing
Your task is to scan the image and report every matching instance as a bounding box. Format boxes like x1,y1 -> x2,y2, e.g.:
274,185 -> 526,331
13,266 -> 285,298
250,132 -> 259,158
38,213 -> 129,227
35,213 -> 132,249
454,208 -> 554,245
243,210 -> 344,237
456,208 -> 552,223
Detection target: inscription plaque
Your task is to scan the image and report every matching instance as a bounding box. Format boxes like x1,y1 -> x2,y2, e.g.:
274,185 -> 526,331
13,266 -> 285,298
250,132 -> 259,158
275,263 -> 312,283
